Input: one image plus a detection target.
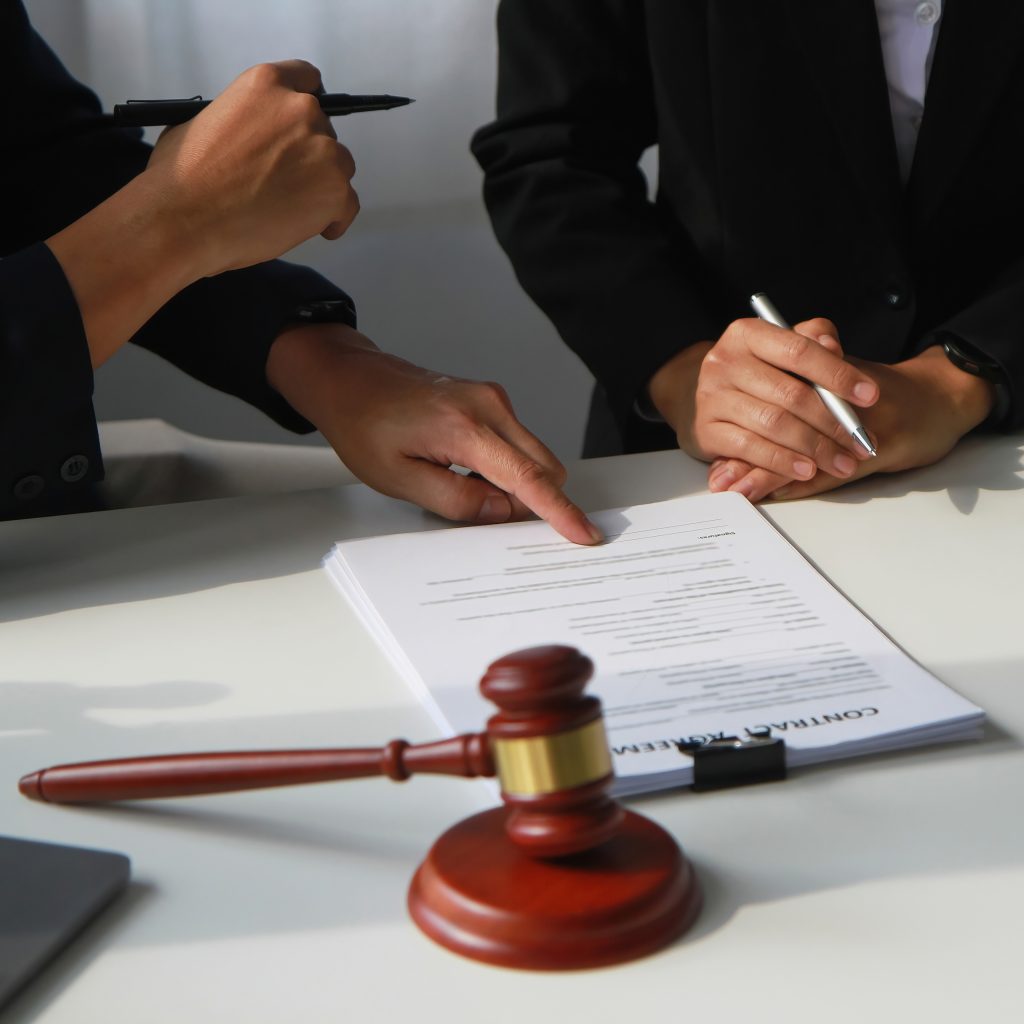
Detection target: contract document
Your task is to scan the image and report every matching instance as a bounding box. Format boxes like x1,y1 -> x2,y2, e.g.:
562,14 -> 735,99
324,492 -> 984,795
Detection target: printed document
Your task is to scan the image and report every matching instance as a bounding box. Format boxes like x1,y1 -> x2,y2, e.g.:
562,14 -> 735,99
324,493 -> 983,795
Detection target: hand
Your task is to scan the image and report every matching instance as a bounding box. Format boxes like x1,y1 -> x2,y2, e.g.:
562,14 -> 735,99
707,345 -> 997,501
648,318 -> 879,485
145,60 -> 359,277
48,60 -> 360,369
266,323 -> 604,545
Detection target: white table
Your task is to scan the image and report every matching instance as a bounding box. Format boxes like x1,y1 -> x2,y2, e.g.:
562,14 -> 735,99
2,435 -> 1023,1023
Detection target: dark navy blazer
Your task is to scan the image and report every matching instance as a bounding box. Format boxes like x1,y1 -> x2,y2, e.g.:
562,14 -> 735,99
0,1 -> 354,518
473,0 -> 1024,455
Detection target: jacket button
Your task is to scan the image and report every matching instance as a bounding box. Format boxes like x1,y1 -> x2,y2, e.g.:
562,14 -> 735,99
13,475 -> 45,501
885,288 -> 909,310
60,455 -> 90,483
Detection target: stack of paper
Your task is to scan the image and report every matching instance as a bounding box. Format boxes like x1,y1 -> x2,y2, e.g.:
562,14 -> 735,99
324,493 -> 984,796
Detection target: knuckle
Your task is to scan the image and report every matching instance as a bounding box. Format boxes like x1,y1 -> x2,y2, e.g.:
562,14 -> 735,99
730,430 -> 754,458
477,379 -> 510,404
335,142 -> 356,176
761,444 -> 791,474
479,380 -> 512,411
774,378 -> 804,408
755,403 -> 785,433
245,62 -> 281,89
794,317 -> 832,338
784,333 -> 811,363
827,362 -> 857,394
511,458 -> 550,491
701,348 -> 724,373
719,318 -> 753,351
292,91 -> 322,121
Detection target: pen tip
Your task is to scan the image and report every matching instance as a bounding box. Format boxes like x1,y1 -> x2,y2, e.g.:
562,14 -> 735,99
852,428 -> 877,457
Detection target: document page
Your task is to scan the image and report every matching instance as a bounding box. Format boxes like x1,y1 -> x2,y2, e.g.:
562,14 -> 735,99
325,493 -> 983,794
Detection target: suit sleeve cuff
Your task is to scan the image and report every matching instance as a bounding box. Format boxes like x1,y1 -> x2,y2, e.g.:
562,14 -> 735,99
129,260 -> 357,434
0,242 -> 103,518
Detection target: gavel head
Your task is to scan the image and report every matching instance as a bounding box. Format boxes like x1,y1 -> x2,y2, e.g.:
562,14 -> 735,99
480,645 -> 624,858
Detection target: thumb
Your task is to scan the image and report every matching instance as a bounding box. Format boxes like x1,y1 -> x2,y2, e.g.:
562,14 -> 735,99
380,459 -> 515,525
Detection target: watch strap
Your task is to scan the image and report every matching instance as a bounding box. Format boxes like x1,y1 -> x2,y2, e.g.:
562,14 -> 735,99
289,298 -> 357,327
940,334 -> 1011,428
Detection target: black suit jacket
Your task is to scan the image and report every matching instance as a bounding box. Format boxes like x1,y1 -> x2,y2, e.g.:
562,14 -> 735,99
0,1 -> 354,518
472,0 -> 1024,455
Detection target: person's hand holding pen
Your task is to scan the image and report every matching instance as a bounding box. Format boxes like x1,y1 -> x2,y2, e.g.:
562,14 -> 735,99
145,60 -> 360,276
708,345 -> 998,501
48,60 -> 359,370
646,313 -> 880,495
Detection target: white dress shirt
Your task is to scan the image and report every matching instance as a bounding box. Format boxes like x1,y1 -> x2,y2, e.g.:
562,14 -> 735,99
874,0 -> 943,180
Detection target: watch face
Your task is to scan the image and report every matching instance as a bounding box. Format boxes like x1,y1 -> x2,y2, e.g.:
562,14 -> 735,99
294,299 -> 356,324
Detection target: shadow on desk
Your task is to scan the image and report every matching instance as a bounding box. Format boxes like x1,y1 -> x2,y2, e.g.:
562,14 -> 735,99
0,483 -> 448,624
767,431 -> 1024,513
0,448 -> 712,626
6,671 -> 1022,954
4,692 -> 480,904
640,704 -> 1023,946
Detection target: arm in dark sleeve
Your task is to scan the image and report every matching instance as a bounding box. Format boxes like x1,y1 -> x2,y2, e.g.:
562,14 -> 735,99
920,257 -> 1024,430
0,3 -> 134,516
0,244 -> 102,518
130,262 -> 356,435
1,0 -> 356,515
470,0 -> 722,428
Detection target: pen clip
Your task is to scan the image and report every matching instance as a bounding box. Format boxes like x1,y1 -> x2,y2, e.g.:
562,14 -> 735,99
124,96 -> 204,104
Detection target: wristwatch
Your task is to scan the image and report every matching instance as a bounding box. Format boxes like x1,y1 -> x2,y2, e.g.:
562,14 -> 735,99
289,297 -> 356,326
940,334 -> 1011,428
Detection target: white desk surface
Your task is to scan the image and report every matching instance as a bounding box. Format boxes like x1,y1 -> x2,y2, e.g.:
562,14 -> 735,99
2,435 -> 1023,1023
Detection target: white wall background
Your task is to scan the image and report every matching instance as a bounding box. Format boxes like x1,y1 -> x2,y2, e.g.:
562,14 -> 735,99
25,0 -> 595,458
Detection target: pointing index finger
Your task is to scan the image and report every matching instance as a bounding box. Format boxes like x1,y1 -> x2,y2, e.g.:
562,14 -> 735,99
457,435 -> 603,546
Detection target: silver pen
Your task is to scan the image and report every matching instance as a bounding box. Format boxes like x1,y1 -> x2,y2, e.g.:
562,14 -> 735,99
749,292 -> 877,457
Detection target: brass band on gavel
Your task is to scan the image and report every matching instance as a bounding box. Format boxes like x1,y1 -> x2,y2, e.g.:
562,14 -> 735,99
492,717 -> 613,797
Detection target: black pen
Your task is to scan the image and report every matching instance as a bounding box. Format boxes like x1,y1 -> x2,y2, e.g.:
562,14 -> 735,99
112,93 -> 413,128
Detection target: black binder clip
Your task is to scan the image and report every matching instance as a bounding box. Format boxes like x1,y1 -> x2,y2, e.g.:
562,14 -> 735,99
678,728 -> 787,792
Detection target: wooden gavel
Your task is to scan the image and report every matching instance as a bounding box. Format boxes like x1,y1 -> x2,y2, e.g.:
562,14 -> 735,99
21,645 -> 621,858
20,646 -> 702,969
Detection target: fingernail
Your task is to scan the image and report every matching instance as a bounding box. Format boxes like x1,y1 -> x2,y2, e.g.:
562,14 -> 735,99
709,465 -> 735,490
854,381 -> 876,402
730,478 -> 755,498
833,453 -> 857,476
587,520 -> 604,544
479,495 -> 512,523
771,487 -> 790,500
793,460 -> 815,479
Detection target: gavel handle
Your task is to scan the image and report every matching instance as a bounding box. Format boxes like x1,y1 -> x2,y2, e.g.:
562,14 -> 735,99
19,734 -> 494,804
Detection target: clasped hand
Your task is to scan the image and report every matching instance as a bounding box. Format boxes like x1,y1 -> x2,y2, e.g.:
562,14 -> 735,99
649,317 -> 994,502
